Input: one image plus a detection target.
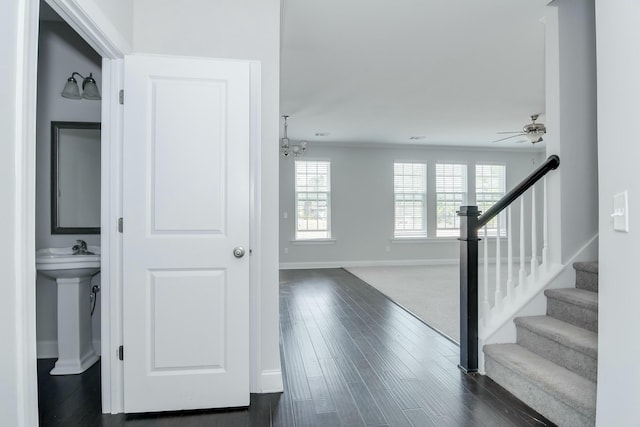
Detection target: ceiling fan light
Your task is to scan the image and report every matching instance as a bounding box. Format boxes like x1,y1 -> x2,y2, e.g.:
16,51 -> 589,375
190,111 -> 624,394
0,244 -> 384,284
525,133 -> 543,143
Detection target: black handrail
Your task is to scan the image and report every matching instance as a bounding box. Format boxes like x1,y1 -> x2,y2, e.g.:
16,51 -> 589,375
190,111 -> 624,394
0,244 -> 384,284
457,154 -> 560,374
478,155 -> 560,228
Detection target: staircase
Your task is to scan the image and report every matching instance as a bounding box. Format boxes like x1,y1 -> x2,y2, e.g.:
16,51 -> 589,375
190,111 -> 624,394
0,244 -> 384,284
483,262 -> 598,427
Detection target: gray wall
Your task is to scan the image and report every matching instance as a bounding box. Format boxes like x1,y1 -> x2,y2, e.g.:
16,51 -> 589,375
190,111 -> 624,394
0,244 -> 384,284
280,143 -> 545,267
545,0 -> 599,264
36,22 -> 102,357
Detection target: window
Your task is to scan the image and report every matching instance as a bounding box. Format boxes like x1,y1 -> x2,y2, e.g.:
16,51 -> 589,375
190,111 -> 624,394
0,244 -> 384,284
295,160 -> 331,240
394,162 -> 427,237
436,163 -> 467,237
476,164 -> 506,236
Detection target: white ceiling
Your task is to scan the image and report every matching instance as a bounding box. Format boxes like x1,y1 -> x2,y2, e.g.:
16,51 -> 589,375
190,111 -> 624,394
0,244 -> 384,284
280,0 -> 549,148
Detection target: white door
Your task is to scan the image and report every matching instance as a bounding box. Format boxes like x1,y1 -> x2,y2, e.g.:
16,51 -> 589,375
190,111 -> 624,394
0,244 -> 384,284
122,55 -> 252,413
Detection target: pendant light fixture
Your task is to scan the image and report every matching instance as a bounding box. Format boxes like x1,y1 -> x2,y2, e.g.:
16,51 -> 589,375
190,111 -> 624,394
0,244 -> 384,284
281,115 -> 308,157
61,72 -> 101,100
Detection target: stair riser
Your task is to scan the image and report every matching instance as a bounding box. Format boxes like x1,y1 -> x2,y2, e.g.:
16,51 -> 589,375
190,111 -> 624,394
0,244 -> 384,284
576,269 -> 598,292
485,355 -> 595,427
517,327 -> 597,382
547,298 -> 598,332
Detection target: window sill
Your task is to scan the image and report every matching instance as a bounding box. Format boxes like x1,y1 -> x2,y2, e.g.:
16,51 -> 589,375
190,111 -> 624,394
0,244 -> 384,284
291,238 -> 337,245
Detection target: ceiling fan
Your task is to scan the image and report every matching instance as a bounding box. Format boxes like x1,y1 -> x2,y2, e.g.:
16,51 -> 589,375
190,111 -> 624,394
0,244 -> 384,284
493,114 -> 547,144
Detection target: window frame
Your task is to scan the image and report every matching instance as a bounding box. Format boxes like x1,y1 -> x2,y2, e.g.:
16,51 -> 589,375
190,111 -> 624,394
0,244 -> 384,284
393,162 -> 428,238
294,159 -> 332,240
475,163 -> 507,237
435,162 -> 468,237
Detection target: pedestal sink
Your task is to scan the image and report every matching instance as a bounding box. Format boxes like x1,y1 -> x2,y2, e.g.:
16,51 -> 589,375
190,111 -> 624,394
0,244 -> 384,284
36,246 -> 100,375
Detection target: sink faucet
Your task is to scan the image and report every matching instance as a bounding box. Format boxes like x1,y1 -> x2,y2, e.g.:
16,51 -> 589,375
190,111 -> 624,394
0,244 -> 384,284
72,240 -> 88,255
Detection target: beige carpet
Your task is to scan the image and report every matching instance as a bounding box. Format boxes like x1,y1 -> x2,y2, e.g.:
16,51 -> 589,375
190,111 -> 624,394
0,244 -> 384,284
346,265 -> 460,341
346,263 -> 503,343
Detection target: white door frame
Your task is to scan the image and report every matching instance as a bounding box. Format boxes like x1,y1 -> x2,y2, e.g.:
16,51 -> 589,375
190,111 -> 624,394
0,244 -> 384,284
12,0 -> 124,421
19,0 -> 263,418
12,0 -> 115,422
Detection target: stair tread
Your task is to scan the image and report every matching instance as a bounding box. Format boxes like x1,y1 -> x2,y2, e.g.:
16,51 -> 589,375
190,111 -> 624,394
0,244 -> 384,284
545,288 -> 598,309
573,261 -> 598,274
484,343 -> 596,415
515,315 -> 597,358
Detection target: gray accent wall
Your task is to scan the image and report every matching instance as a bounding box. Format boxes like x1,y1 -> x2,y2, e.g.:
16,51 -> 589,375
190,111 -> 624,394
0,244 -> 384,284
280,144 -> 545,268
35,22 -> 102,358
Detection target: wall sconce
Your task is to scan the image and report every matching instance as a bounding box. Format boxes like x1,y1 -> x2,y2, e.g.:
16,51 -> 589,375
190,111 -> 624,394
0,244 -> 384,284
281,115 -> 308,158
61,72 -> 101,100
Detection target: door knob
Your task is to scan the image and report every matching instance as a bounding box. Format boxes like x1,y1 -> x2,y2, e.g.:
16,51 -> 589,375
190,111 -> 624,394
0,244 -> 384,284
233,246 -> 245,258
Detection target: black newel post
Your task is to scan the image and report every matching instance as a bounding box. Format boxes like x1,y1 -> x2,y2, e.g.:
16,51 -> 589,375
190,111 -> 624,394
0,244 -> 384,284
458,206 -> 479,374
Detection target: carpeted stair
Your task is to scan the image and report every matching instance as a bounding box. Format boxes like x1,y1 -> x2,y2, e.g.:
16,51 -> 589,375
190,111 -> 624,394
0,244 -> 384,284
484,262 -> 598,427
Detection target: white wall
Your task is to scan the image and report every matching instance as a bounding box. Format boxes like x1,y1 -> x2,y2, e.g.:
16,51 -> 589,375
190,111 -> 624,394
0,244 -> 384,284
77,0 -> 132,44
280,144 -> 545,267
544,0 -> 598,264
0,1 -> 39,425
35,21 -> 103,358
47,0 -> 133,54
0,2 -> 25,423
133,0 -> 282,392
595,1 -> 640,425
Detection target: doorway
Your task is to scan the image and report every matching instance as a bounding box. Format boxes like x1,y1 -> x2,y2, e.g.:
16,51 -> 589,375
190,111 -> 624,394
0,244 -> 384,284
34,0 -> 113,418
36,0 -> 102,366
20,0 -> 267,421
28,0 -> 127,416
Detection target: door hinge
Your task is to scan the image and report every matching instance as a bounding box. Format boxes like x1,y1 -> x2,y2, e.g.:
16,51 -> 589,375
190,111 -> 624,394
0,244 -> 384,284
118,345 -> 124,361
119,89 -> 124,105
118,217 -> 123,233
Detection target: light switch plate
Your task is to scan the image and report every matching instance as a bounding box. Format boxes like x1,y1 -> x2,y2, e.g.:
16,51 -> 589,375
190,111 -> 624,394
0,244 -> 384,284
613,191 -> 629,232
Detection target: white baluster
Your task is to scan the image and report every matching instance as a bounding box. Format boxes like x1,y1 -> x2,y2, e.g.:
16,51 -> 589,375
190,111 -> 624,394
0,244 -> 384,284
482,226 -> 490,325
506,206 -> 514,301
542,176 -> 549,272
519,197 -> 526,293
494,215 -> 502,313
530,186 -> 539,281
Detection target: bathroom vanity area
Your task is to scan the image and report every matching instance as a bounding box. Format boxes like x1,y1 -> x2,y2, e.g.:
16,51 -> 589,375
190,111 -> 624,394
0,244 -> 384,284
36,120 -> 102,375
36,244 -> 100,375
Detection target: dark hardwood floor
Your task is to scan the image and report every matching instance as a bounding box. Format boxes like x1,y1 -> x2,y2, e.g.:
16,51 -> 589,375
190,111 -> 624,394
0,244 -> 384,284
38,268 -> 555,426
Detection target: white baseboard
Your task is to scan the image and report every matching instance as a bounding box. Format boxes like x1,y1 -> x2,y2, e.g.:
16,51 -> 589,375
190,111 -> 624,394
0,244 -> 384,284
260,369 -> 284,393
37,339 -> 101,359
279,257 -> 539,270
280,258 -> 459,270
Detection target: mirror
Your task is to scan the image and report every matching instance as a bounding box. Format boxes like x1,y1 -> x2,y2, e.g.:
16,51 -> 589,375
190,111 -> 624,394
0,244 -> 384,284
51,121 -> 101,234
